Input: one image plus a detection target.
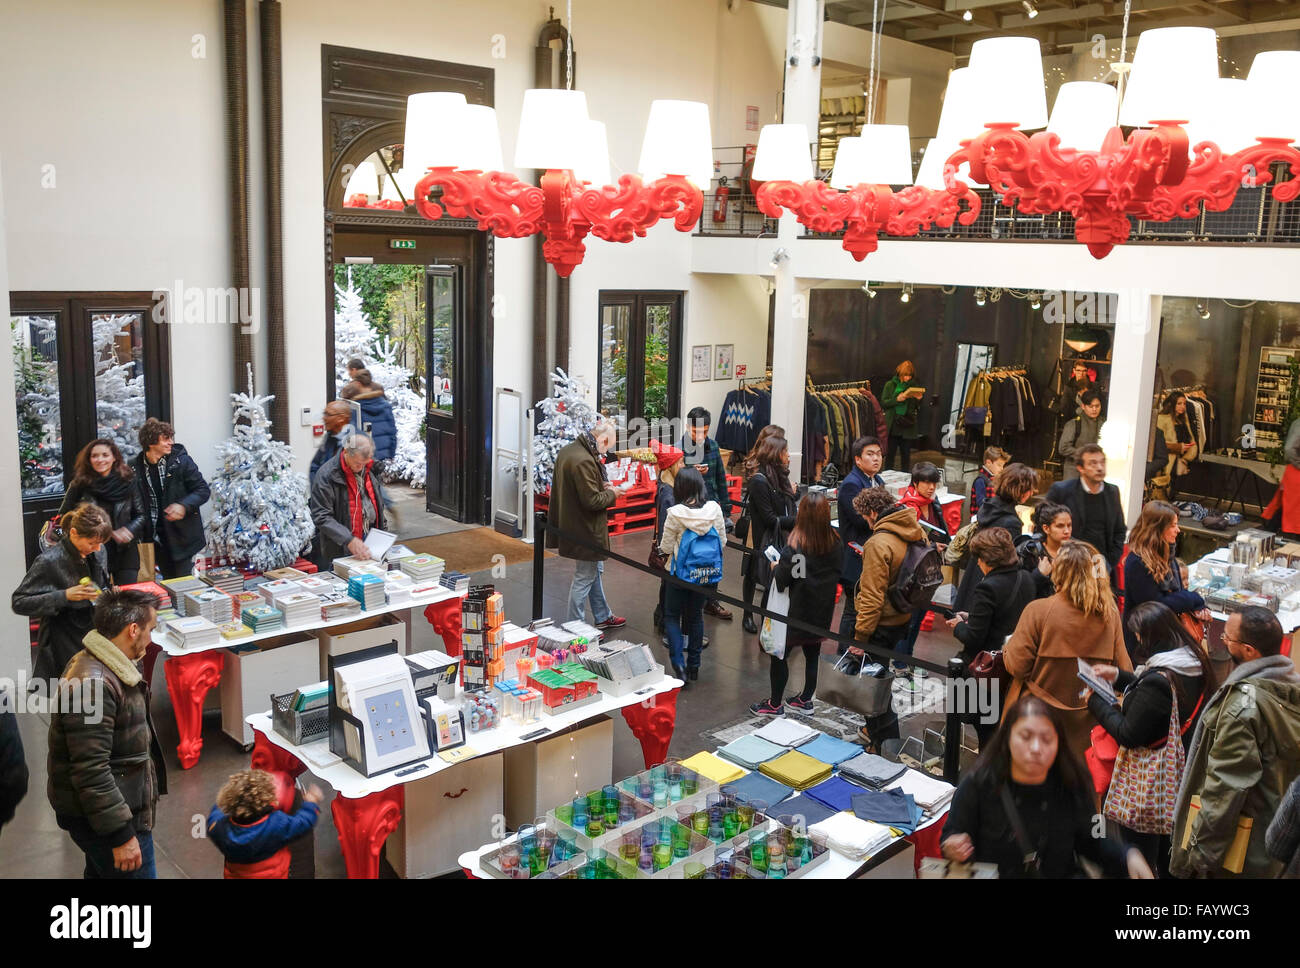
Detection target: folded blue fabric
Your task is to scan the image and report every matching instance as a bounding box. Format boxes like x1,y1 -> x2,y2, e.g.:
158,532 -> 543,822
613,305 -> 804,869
804,775 -> 865,813
850,788 -> 923,832
797,732 -> 863,767
769,793 -> 837,829
721,771 -> 793,808
716,734 -> 787,770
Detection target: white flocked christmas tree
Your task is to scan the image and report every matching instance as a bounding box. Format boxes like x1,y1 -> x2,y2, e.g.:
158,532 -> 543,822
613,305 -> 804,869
531,368 -> 600,492
204,365 -> 315,571
333,277 -> 427,487
91,313 -> 148,460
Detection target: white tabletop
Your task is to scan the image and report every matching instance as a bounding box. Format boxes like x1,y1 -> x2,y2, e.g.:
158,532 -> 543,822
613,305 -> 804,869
154,587 -> 467,657
247,675 -> 683,799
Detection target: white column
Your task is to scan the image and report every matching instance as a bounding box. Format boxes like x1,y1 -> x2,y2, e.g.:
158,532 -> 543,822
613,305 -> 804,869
769,0 -> 823,483
0,155 -> 33,680
1101,289 -> 1163,528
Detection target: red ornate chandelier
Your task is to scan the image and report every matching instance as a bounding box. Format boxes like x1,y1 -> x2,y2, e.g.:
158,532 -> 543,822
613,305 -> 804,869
399,91 -> 709,277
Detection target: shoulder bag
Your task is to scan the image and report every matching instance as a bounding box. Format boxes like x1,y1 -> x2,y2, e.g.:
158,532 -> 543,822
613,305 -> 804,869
1102,673 -> 1191,835
648,493 -> 669,573
998,784 -> 1044,877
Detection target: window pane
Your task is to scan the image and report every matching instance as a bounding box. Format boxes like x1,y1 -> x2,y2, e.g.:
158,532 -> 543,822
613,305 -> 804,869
429,273 -> 454,413
642,303 -> 672,423
92,312 -> 147,461
12,313 -> 64,498
600,304 -> 630,421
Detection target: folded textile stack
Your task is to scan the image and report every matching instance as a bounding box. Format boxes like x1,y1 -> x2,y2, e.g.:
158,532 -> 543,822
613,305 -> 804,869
850,789 -> 925,834
160,576 -> 206,610
839,752 -> 908,791
760,749 -> 833,790
721,771 -> 793,808
885,770 -> 955,814
319,592 -> 361,621
199,566 -> 245,595
382,571 -> 414,606
241,604 -> 284,633
752,717 -> 819,748
400,554 -> 444,582
167,615 -> 220,649
805,775 -> 874,813
440,571 -> 470,593
348,573 -> 386,610
809,812 -> 895,861
118,581 -> 170,611
679,750 -> 747,785
183,589 -> 234,624
716,734 -> 787,771
229,591 -> 264,619
796,732 -> 863,767
278,591 -> 320,627
771,793 -> 838,829
217,621 -> 253,641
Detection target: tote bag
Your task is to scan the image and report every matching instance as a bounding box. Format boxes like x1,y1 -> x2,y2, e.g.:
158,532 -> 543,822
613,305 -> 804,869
1103,694 -> 1185,835
759,585 -> 790,659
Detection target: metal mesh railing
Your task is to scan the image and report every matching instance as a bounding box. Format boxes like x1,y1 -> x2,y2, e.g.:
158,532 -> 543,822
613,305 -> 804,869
693,192 -> 779,237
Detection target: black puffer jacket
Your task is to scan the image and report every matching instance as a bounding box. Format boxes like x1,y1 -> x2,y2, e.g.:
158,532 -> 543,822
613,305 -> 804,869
12,538 -> 110,681
47,631 -> 167,846
954,496 -> 1025,611
745,472 -> 796,585
131,443 -> 210,559
0,689 -> 28,832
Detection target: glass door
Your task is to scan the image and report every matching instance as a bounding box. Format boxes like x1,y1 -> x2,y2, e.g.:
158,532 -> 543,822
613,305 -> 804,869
425,265 -> 461,518
596,291 -> 683,444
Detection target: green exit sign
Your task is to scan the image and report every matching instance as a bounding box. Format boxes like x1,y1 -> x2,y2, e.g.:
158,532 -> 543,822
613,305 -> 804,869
390,239 -> 417,250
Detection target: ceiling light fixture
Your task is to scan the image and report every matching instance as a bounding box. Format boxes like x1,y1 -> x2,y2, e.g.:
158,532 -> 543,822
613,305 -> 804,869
974,287 -> 987,306
1197,299 -> 1211,319
1029,290 -> 1042,309
863,281 -> 878,298
900,283 -> 913,303
962,9 -> 973,22
1021,1 -> 1038,19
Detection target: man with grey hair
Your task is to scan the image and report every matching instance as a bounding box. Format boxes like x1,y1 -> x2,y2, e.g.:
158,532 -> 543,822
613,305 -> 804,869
310,400 -> 354,484
309,431 -> 388,565
550,418 -> 632,630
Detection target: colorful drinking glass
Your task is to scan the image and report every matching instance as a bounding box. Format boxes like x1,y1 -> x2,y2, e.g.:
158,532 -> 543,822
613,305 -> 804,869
737,803 -> 755,832
653,842 -> 673,871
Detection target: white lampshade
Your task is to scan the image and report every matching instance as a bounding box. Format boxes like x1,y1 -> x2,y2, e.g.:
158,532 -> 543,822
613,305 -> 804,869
514,89 -> 590,170
404,92 -> 470,172
914,138 -> 978,188
752,123 -> 813,182
459,105 -> 504,172
935,68 -> 982,143
575,120 -> 612,186
345,160 -> 378,198
1047,82 -> 1119,152
831,125 -> 913,187
967,37 -> 1049,129
1119,27 -> 1219,126
637,100 -> 713,188
1246,51 -> 1300,143
1184,78 -> 1258,156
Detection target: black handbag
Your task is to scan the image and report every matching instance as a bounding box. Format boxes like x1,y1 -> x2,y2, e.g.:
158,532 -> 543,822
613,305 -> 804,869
963,405 -> 988,428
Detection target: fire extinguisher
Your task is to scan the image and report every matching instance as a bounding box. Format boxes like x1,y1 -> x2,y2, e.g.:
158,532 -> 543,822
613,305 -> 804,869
712,176 -> 730,223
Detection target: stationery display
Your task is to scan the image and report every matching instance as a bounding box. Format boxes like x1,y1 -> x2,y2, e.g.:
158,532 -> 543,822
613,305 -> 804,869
278,591 -> 321,627
400,553 -> 445,582
160,576 -> 206,610
199,566 -> 245,595
405,650 -> 460,702
420,696 -> 466,752
440,571 -> 471,593
328,644 -> 429,776
182,589 -> 233,623
347,573 -> 386,610
572,640 -> 661,695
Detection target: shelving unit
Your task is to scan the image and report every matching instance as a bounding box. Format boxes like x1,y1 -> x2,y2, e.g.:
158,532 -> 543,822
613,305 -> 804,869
1253,345 -> 1300,451
817,95 -> 866,173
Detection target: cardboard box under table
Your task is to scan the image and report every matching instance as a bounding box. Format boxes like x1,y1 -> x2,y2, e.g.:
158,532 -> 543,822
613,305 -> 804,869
315,614 -> 407,679
221,635 -> 319,747
503,716 -> 615,829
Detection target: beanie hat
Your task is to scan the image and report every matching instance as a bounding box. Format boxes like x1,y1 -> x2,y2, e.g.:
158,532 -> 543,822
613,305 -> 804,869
649,439 -> 684,474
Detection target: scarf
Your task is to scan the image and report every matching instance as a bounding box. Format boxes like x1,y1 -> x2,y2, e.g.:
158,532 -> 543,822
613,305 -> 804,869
1138,646 -> 1204,678
342,460 -> 379,539
86,469 -> 133,507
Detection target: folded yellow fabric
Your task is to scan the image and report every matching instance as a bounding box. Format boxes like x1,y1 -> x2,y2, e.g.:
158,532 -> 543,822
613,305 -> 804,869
759,749 -> 833,791
681,750 -> 747,785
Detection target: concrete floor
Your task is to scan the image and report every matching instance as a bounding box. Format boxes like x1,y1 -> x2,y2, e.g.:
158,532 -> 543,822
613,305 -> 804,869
0,516 -> 963,879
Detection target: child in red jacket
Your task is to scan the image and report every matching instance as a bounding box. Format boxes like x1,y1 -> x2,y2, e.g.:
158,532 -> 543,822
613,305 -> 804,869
207,769 -> 323,878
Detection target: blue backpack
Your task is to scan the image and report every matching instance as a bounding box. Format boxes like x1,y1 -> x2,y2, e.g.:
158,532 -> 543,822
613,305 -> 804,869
674,526 -> 724,585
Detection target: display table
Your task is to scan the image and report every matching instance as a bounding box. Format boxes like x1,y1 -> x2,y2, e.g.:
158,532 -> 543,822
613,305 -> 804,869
156,587 -> 466,768
246,675 -> 683,878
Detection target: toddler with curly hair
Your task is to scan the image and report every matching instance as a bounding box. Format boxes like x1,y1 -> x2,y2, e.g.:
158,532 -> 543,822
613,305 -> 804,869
207,769 -> 323,878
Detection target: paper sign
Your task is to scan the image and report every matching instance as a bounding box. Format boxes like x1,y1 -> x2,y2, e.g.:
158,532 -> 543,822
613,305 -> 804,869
736,364 -> 748,377
439,745 -> 478,764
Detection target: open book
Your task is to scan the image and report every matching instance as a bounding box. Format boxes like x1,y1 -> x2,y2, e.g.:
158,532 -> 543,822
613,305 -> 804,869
1077,657 -> 1117,705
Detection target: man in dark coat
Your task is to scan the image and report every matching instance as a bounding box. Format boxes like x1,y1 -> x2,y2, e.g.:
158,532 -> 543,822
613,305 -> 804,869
681,406 -> 733,620
550,421 -> 630,630
1045,444 -> 1126,577
131,418 -> 210,579
310,401 -> 353,484
0,685 -> 28,837
836,436 -> 886,641
47,589 -> 167,878
309,432 -> 388,567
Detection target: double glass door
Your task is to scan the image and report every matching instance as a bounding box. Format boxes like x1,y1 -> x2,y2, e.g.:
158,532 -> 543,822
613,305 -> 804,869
597,291 -> 683,437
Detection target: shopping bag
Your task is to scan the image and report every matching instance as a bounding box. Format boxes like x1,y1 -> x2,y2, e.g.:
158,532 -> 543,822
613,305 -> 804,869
817,649 -> 894,717
759,585 -> 790,659
1104,698 -> 1185,835
137,542 -> 157,583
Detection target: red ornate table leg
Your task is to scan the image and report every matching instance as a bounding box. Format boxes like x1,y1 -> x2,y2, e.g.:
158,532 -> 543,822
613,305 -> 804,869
250,728 -> 307,779
331,788 -> 404,879
620,687 -> 681,769
162,650 -> 224,769
424,598 -> 464,657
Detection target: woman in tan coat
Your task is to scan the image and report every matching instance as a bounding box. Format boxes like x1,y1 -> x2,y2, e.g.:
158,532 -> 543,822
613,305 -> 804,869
1002,540 -> 1132,761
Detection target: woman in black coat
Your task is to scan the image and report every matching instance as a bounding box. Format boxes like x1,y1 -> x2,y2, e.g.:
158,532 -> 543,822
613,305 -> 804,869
1086,601 -> 1211,878
1122,501 -> 1208,657
948,528 -> 1036,661
59,439 -> 146,585
740,434 -> 797,634
750,491 -> 842,716
1019,501 -> 1072,599
12,503 -> 112,681
954,462 -> 1037,611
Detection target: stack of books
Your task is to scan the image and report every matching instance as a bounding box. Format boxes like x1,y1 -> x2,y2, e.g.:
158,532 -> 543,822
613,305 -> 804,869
183,589 -> 234,624
382,571 -> 414,606
440,571 -> 470,593
400,553 -> 444,582
167,615 -> 221,649
331,556 -> 379,580
160,576 -> 206,610
118,581 -> 170,611
258,579 -> 302,606
263,566 -> 309,582
278,591 -> 321,627
229,591 -> 264,620
295,575 -> 335,596
348,573 -> 386,611
319,592 -> 361,621
384,544 -> 417,568
200,566 -> 245,596
242,604 -> 284,634
217,621 -> 253,642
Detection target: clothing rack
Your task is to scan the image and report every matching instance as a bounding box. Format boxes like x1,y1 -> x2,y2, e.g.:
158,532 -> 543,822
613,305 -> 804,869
980,363 -> 1027,376
808,378 -> 873,392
